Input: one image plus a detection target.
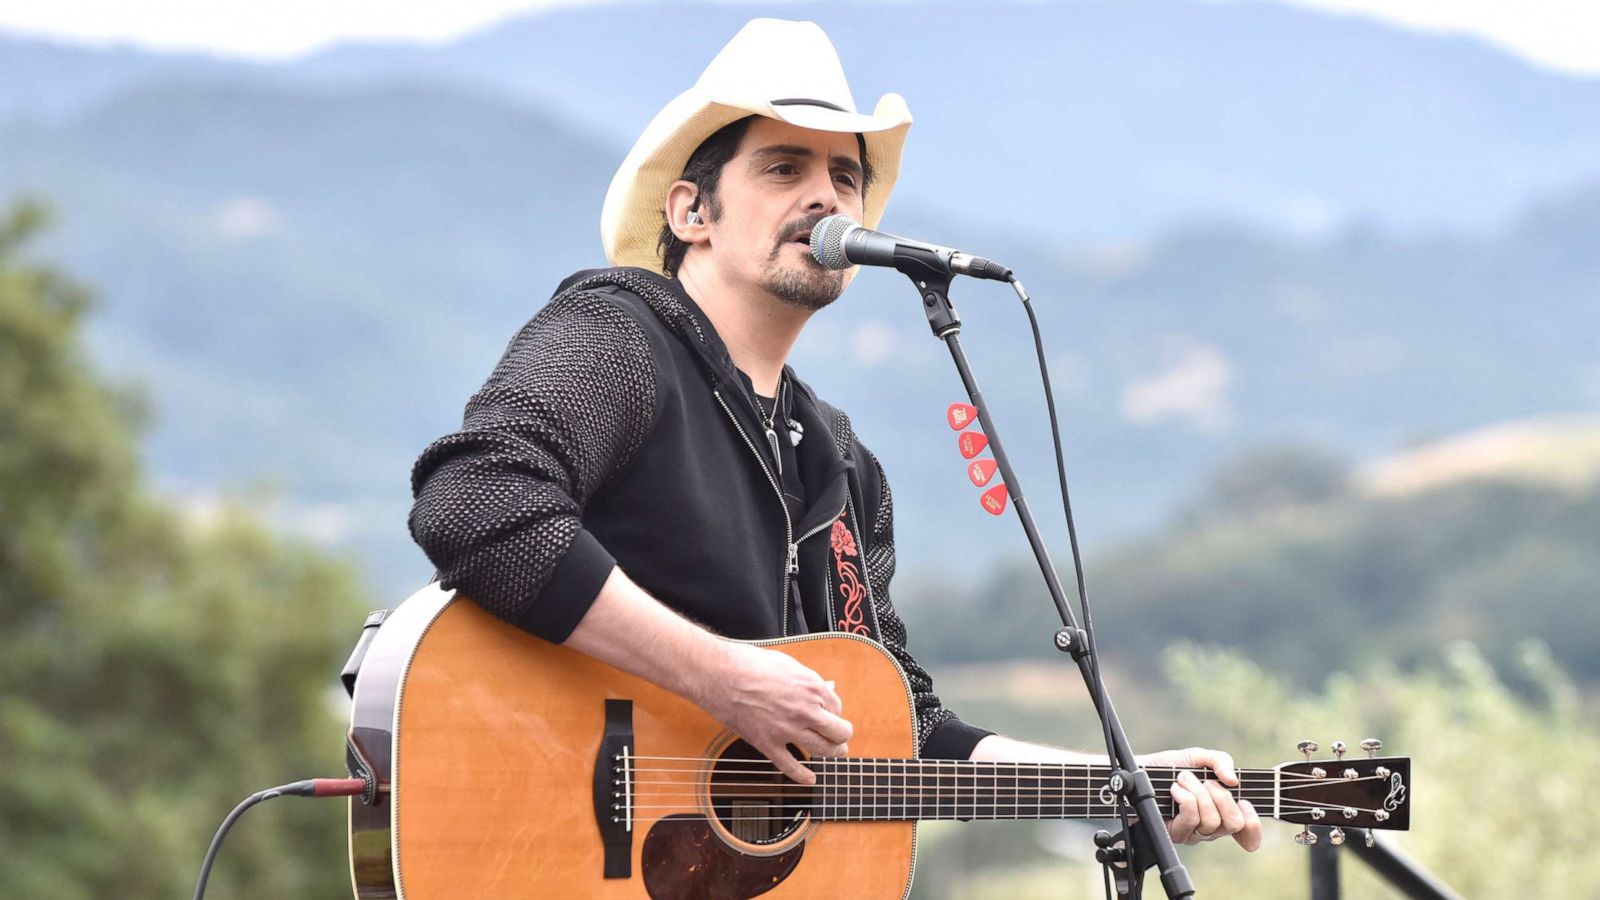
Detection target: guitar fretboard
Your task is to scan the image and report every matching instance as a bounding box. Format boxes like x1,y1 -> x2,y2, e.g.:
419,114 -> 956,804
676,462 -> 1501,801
805,760 -> 1277,821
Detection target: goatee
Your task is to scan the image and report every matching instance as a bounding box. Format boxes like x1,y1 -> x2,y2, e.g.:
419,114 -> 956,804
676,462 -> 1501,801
764,255 -> 845,312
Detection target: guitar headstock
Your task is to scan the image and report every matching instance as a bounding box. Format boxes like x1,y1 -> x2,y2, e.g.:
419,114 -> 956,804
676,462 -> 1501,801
1274,739 -> 1410,846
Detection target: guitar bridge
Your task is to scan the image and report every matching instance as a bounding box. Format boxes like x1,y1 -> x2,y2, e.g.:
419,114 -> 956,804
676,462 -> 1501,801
592,699 -> 634,878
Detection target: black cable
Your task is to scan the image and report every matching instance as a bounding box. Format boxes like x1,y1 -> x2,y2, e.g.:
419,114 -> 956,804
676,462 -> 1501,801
193,787 -> 280,900
193,778 -> 367,900
1010,276 -> 1137,864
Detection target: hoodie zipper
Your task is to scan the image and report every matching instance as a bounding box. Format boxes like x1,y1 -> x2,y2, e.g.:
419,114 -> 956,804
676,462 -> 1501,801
803,502 -> 849,628
715,388 -> 796,636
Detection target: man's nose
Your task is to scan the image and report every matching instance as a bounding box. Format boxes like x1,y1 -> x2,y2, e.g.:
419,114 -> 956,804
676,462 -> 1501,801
801,169 -> 841,214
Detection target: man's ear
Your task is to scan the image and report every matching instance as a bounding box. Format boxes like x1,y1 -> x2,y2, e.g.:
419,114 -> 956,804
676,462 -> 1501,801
666,181 -> 710,244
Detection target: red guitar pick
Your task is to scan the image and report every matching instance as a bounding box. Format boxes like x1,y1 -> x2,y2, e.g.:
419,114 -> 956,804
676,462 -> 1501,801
947,402 -> 979,430
968,458 -> 998,487
980,483 -> 1009,516
957,431 -> 989,459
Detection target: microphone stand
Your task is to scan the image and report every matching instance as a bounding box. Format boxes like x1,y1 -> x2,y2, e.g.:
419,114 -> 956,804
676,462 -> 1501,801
887,248 -> 1195,899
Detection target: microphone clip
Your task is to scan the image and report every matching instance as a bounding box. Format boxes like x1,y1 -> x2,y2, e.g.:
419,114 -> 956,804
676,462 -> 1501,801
894,252 -> 962,339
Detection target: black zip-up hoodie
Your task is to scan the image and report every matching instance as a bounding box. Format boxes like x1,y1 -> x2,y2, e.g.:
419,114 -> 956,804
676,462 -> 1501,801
409,267 -> 990,758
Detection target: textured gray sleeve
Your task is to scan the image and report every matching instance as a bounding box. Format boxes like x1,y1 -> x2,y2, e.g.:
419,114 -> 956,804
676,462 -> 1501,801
861,446 -> 992,758
407,289 -> 657,641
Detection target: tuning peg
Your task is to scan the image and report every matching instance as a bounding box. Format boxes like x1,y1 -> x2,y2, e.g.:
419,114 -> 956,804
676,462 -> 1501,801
947,402 -> 979,430
1365,831 -> 1376,848
1342,807 -> 1357,819
1329,827 -> 1346,846
1310,808 -> 1326,820
1295,828 -> 1318,846
1361,738 -> 1383,758
1296,740 -> 1318,760
980,483 -> 1009,515
968,458 -> 998,486
957,431 -> 989,459
1332,741 -> 1347,760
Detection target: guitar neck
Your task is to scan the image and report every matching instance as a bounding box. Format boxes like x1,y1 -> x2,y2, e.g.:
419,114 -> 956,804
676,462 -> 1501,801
805,759 -> 1275,822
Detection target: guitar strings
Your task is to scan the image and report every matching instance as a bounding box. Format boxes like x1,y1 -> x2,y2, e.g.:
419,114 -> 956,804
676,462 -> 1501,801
622,774 -> 1308,788
596,755 -> 1398,824
623,755 -> 1362,782
620,773 -> 1384,790
622,768 -> 1332,783
617,797 -> 1390,826
624,762 -> 1337,778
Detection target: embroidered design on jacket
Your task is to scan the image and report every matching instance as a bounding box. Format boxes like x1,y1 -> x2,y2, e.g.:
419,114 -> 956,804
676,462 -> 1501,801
831,520 -> 869,635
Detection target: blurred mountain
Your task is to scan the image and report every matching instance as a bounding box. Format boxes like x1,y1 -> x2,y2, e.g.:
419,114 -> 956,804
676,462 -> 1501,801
1,2 -> 1597,601
0,81 -> 622,596
905,419 -> 1600,685
0,33 -> 255,122
1360,416 -> 1600,496
6,0 -> 1600,240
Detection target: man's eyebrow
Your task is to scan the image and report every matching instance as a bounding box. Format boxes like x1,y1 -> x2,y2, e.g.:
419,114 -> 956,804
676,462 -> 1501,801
749,143 -> 864,179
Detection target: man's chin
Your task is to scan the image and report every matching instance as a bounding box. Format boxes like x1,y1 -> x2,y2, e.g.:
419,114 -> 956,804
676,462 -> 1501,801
764,263 -> 845,312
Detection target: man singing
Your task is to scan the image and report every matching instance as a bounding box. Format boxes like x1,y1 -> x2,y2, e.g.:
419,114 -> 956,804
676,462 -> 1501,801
409,18 -> 1260,855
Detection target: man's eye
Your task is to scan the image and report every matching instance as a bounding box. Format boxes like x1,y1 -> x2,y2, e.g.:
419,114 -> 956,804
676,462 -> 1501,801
770,163 -> 797,176
835,173 -> 859,189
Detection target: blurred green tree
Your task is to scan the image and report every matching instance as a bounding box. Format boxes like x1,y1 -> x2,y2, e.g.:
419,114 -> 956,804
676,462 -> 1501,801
0,199 -> 369,899
912,641 -> 1599,899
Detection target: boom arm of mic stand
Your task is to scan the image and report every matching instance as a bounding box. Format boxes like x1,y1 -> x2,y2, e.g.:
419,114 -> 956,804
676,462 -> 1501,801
900,262 -> 1195,899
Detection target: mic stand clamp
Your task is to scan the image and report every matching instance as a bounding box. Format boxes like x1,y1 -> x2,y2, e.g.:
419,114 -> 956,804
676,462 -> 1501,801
889,259 -> 1195,899
1091,769 -> 1166,897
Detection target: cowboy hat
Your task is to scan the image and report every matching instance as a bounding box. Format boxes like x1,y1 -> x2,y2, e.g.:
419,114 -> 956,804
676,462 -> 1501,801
600,18 -> 912,274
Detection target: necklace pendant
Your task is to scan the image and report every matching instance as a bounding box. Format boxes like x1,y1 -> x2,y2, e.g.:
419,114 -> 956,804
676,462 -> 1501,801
765,426 -> 783,476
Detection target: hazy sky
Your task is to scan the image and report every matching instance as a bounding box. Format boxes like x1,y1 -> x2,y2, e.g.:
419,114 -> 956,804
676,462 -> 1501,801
1,0 -> 1597,75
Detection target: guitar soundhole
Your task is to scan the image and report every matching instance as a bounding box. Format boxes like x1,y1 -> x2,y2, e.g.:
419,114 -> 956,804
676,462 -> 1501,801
708,740 -> 812,845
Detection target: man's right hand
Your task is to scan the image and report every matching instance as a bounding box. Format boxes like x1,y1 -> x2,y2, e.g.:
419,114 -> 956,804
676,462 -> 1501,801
564,567 -> 852,786
691,641 -> 852,785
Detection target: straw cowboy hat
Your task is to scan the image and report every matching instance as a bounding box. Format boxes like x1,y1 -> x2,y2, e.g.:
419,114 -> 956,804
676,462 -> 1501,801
600,18 -> 913,274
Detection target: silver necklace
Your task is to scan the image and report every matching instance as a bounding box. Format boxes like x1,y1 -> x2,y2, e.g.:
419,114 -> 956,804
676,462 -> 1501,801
759,376 -> 785,476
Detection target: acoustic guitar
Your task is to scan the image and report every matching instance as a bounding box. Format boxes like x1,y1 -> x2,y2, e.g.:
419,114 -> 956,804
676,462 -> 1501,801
346,584 -> 1411,899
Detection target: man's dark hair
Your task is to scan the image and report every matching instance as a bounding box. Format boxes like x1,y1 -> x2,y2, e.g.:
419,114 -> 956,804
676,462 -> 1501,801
657,115 -> 875,277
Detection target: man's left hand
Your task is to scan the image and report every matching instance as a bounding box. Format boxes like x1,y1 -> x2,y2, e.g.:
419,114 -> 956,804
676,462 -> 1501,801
1136,746 -> 1263,852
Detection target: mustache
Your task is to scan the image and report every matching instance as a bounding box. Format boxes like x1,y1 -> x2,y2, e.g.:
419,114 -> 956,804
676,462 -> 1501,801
779,213 -> 829,247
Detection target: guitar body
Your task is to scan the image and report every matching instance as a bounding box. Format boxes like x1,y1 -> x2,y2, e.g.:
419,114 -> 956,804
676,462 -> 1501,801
347,584 -> 919,899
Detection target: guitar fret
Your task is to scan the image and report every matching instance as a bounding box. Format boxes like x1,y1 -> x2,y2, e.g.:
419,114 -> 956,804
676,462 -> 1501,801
883,755 -> 896,819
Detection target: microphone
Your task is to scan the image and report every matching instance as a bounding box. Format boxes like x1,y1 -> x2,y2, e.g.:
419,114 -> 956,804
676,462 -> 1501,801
809,215 -> 1013,282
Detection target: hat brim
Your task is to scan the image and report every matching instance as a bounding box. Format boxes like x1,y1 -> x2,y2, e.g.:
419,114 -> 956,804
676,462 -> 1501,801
601,92 -> 911,278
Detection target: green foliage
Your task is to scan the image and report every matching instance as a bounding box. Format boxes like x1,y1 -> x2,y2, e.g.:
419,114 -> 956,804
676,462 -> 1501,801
1160,640 -> 1598,898
0,199 -> 370,899
914,642 -> 1600,898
